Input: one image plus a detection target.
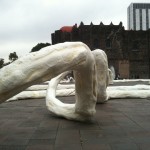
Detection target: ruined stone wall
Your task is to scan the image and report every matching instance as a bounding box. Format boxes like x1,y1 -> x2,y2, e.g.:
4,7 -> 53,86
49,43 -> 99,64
51,23 -> 150,78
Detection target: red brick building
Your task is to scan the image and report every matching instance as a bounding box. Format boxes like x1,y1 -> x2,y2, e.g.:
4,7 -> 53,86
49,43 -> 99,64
51,22 -> 150,79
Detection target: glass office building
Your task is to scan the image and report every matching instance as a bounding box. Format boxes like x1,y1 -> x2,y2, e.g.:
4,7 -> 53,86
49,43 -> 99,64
127,3 -> 150,30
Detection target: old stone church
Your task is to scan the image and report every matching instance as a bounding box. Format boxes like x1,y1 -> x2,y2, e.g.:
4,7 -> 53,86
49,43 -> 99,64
51,22 -> 150,79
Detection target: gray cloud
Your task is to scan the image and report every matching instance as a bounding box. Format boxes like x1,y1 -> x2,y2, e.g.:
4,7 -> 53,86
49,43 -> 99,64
0,0 -> 150,59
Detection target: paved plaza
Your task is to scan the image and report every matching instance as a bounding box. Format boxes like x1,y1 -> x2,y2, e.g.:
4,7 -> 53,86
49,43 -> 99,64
0,94 -> 150,150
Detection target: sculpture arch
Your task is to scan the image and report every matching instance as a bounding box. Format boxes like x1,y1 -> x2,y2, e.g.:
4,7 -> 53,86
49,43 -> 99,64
0,42 -> 110,121
46,49 -> 111,121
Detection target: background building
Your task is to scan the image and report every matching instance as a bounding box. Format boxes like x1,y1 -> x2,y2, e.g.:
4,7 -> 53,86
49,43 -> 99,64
127,3 -> 150,30
51,22 -> 150,79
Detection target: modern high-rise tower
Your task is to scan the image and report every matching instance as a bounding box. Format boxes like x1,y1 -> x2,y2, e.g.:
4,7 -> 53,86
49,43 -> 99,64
127,3 -> 150,30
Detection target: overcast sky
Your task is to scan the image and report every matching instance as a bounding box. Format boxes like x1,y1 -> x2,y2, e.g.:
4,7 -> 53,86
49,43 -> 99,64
0,0 -> 149,60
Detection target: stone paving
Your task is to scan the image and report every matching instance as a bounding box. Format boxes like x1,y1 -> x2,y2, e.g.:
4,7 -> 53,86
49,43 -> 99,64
1,96 -> 150,150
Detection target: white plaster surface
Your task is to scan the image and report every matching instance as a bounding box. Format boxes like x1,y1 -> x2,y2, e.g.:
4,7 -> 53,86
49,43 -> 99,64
8,84 -> 150,101
107,84 -> 150,99
107,90 -> 150,99
0,42 -> 92,103
1,41 -> 149,122
1,42 -> 103,121
113,79 -> 150,83
92,49 -> 111,103
46,72 -> 87,121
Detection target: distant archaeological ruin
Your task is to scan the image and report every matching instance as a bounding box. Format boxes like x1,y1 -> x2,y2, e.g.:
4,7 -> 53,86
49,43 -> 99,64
51,22 -> 150,79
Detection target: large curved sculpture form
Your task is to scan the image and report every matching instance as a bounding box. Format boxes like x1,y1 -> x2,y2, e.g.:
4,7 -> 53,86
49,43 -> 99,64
0,42 -> 91,103
46,49 -> 111,121
0,42 -> 110,121
46,71 -> 92,121
92,50 -> 111,103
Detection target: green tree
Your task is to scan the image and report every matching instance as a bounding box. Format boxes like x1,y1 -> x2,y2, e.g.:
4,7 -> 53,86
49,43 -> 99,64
9,52 -> 18,62
0,58 -> 4,68
31,43 -> 51,52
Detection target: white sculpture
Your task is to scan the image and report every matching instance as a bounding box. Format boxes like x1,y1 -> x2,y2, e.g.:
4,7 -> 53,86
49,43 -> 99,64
46,49 -> 111,121
7,83 -> 150,101
0,42 -> 91,102
92,50 -> 111,103
0,42 -> 111,121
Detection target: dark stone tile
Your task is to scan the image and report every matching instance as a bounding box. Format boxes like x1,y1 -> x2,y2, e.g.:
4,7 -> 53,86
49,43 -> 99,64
28,139 -> 55,145
19,120 -> 41,127
139,143 -> 150,150
102,127 -> 128,138
0,137 -> 29,145
59,119 -> 99,130
127,130 -> 150,137
31,129 -> 56,139
1,95 -> 150,149
55,144 -> 81,150
0,125 -> 17,135
55,130 -> 80,145
80,130 -> 107,144
0,145 -> 26,150
106,137 -> 133,144
131,136 -> 150,144
123,126 -> 147,134
82,144 -> 111,150
39,119 -> 59,130
26,145 -> 54,150
139,123 -> 150,130
110,143 -> 139,150
11,127 -> 36,138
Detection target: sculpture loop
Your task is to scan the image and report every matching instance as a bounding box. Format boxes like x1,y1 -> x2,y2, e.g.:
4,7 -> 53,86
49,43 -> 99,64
0,42 -> 111,121
46,48 -> 111,121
